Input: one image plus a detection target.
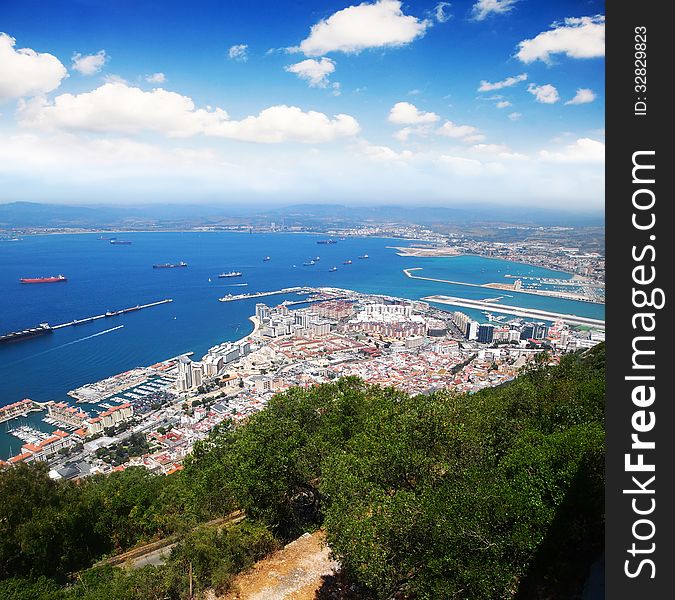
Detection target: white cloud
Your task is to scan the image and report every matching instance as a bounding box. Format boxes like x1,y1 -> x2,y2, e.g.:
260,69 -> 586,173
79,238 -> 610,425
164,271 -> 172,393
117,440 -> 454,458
565,88 -> 596,105
331,82 -> 342,96
471,143 -> 525,160
508,112 -> 522,121
357,140 -> 414,162
103,74 -> 128,85
296,0 -> 430,56
496,100 -> 511,108
392,125 -> 431,142
436,120 -> 481,141
471,0 -> 518,21
527,83 -> 559,104
437,154 -> 505,176
516,15 -> 605,64
285,58 -> 336,88
71,50 -> 108,76
540,137 -> 604,162
388,101 -> 439,125
228,44 -> 249,62
145,72 -> 167,84
434,2 -> 452,23
478,73 -> 527,92
0,33 -> 68,101
202,105 -> 361,143
17,81 -> 361,143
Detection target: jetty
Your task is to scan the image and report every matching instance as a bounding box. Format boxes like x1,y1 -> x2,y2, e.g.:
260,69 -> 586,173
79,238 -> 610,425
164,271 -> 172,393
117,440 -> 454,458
52,299 -> 173,329
218,287 -> 309,303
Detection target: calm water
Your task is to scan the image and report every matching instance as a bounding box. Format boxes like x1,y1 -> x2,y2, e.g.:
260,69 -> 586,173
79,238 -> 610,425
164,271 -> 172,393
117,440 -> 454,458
0,232 -> 604,457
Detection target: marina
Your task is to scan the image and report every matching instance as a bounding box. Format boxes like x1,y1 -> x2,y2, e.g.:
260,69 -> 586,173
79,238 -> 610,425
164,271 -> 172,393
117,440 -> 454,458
423,295 -> 605,328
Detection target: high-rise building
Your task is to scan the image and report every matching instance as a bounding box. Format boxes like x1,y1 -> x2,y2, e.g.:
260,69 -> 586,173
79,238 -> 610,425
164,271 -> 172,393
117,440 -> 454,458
255,303 -> 270,321
467,320 -> 479,341
477,324 -> 495,344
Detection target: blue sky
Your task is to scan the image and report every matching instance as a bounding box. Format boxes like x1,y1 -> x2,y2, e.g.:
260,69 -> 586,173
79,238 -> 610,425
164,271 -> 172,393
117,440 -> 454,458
0,0 -> 604,211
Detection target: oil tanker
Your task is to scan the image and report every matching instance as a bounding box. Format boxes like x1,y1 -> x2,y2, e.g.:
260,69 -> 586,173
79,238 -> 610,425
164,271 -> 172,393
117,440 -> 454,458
0,323 -> 53,344
20,275 -> 67,284
153,262 -> 188,269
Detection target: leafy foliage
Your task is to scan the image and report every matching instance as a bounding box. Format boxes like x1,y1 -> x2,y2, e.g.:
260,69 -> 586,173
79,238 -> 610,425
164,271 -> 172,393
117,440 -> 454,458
0,345 -> 605,599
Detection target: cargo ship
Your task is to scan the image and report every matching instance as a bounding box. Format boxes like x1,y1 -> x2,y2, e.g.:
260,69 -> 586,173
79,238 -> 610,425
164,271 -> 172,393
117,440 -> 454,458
302,260 -> 316,266
153,262 -> 188,269
317,239 -> 337,245
110,239 -> 132,245
343,260 -> 352,265
329,266 -> 338,272
263,256 -> 271,262
20,275 -> 67,284
218,271 -> 242,278
358,254 -> 369,259
0,323 -> 52,344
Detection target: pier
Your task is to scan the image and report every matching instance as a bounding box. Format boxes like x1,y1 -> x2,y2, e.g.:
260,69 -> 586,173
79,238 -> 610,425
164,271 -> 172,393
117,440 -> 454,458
423,295 -> 605,328
218,287 -> 309,303
52,299 -> 173,329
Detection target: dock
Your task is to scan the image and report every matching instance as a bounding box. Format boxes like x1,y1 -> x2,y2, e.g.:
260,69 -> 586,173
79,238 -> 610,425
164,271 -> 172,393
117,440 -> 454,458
218,287 -> 309,303
423,295 -> 605,328
52,299 -> 173,329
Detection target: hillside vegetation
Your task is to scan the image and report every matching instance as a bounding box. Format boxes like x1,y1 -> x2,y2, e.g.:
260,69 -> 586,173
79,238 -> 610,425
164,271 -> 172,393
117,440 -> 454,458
0,345 -> 604,599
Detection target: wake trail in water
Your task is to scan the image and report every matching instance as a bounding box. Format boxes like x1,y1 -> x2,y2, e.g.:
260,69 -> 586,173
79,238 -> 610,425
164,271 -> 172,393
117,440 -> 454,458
4,325 -> 125,367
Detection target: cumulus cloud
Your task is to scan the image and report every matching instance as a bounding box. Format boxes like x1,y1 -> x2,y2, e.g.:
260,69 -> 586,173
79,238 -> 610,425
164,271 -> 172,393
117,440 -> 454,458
434,2 -> 452,23
71,50 -> 108,75
285,58 -> 336,87
471,0 -> 518,21
388,101 -> 439,125
496,100 -> 511,108
516,15 -> 605,64
0,33 -> 68,101
436,120 -> 482,141
565,88 -> 596,105
228,44 -> 249,62
540,137 -> 604,162
296,0 -> 430,56
527,83 -> 559,104
17,81 -> 361,143
145,72 -> 167,84
478,73 -> 527,92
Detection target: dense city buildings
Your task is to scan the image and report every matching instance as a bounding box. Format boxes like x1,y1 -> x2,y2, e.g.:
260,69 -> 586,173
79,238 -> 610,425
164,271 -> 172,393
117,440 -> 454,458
1,286 -> 604,479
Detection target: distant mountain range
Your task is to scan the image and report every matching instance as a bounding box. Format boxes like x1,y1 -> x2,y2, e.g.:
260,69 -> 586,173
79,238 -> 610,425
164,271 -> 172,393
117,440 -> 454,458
0,201 -> 604,229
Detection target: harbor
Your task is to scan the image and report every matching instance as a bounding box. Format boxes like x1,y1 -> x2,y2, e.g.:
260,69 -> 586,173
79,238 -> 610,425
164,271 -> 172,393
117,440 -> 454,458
404,268 -> 603,304
423,295 -> 605,328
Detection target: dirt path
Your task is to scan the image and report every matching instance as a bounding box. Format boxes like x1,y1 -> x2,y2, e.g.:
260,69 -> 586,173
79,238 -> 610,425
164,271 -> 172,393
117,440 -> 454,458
217,531 -> 338,600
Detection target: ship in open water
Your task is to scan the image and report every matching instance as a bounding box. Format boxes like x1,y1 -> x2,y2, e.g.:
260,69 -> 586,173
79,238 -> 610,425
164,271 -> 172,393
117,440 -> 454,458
218,271 -> 243,278
20,275 -> 67,284
153,262 -> 188,269
0,323 -> 52,344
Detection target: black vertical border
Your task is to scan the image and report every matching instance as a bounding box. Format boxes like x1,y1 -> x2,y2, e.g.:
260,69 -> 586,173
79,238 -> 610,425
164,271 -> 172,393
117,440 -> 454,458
606,3 -> 672,599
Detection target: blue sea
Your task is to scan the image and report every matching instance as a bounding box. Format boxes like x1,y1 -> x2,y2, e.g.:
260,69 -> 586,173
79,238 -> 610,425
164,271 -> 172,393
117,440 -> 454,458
0,232 -> 605,458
